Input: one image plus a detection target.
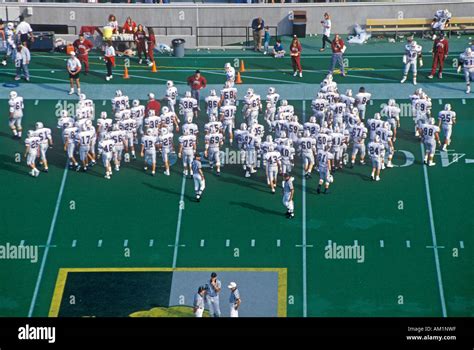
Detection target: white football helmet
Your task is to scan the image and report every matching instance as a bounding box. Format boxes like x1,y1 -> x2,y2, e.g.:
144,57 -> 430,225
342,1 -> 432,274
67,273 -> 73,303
209,115 -> 217,122
374,113 -> 381,120
27,130 -> 34,138
167,80 -> 174,88
9,91 -> 18,99
374,135 -> 381,143
246,88 -> 254,96
132,99 -> 140,107
266,135 -> 273,143
268,144 -> 274,152
388,99 -> 396,106
225,81 -> 232,88
148,110 -> 155,117
187,116 -> 193,124
185,91 -> 192,98
280,131 -> 287,138
115,89 -> 123,97
292,115 -> 298,123
224,62 -> 231,70
281,100 -> 288,107
240,123 -> 247,131
60,110 -> 68,118
303,129 -> 310,137
79,93 -> 86,101
444,103 -> 451,111
210,89 -> 216,96
161,127 -> 168,135
148,92 -> 155,100
268,87 -> 275,94
100,111 -> 107,119
35,122 -> 44,130
309,116 -> 316,123
113,124 -> 120,131
162,106 -> 170,114
146,129 -> 154,136
352,107 -> 358,115
428,117 -> 435,125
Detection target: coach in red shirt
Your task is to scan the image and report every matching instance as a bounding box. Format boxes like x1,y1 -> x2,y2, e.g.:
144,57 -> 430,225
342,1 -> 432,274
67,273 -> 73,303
73,33 -> 93,75
145,93 -> 161,116
428,32 -> 449,79
187,70 -> 207,101
329,34 -> 346,76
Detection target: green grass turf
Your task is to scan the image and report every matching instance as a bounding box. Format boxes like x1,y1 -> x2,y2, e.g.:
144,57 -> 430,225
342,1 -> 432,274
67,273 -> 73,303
0,97 -> 472,317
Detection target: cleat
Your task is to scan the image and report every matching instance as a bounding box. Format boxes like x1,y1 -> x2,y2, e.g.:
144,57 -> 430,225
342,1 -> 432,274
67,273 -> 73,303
299,72 -> 303,78
104,175 -> 111,179
152,171 -> 155,176
467,86 -> 471,94
428,162 -> 436,167
386,162 -> 394,168
245,171 -> 251,178
293,71 -> 298,77
441,145 -> 447,151
196,195 -> 200,202
375,176 -> 380,181
427,75 -> 434,79
400,77 -> 407,83
69,89 -> 74,95
250,169 -> 257,174
413,79 -> 417,85
83,166 -> 88,172
144,166 -> 148,171
289,213 -> 295,219
271,188 -> 275,194
317,186 -> 321,194
76,164 -> 81,171
371,174 -> 375,181
164,170 -> 170,176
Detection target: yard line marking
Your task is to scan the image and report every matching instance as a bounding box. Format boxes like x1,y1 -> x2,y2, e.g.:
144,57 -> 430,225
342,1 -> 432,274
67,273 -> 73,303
20,240 -> 25,246
380,240 -> 384,248
354,240 -> 359,245
98,240 -> 103,247
438,99 -> 443,105
426,245 -> 445,249
369,100 -> 373,106
34,100 -> 39,105
301,100 -> 308,318
149,239 -> 154,247
251,239 -> 255,247
172,175 -> 186,269
406,240 -> 411,248
200,239 -> 205,247
462,99 -> 466,104
420,143 -> 447,317
460,241 -> 464,249
28,162 -> 68,317
465,159 -> 474,164
277,239 -> 281,247
124,239 -> 128,247
72,240 -> 77,248
102,100 -> 106,106
226,239 -> 230,247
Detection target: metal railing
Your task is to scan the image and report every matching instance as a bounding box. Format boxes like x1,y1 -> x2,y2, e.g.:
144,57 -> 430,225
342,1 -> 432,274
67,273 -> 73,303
196,26 -> 278,47
149,26 -> 193,36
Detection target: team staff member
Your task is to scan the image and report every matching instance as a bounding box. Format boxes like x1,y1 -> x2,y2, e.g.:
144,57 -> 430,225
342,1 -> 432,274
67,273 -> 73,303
329,34 -> 346,77
205,272 -> 222,318
16,16 -> 34,48
73,34 -> 94,75
134,24 -> 147,65
290,35 -> 303,78
320,12 -> 332,52
147,27 -> 156,66
192,153 -> 205,202
187,70 -> 207,102
67,52 -> 82,95
228,282 -> 241,318
145,93 -> 161,116
104,40 -> 115,81
193,286 -> 206,318
428,32 -> 449,79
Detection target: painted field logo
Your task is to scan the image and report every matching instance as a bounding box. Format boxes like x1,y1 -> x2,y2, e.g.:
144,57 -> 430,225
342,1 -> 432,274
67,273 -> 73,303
0,243 -> 38,263
324,241 -> 365,263
18,324 -> 56,343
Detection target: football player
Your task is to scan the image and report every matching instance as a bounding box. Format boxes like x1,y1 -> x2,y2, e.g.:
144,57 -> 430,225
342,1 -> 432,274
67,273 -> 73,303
165,80 -> 178,112
299,129 -> 316,177
63,123 -> 79,170
160,106 -> 180,134
76,122 -> 95,171
382,99 -> 401,141
141,128 -> 158,176
158,127 -> 174,176
192,153 -> 206,202
279,139 -> 296,175
234,123 -> 248,169
303,116 -> 320,139
243,128 -> 260,178
182,115 -> 199,137
420,117 -> 441,166
34,122 -> 53,172
179,91 -> 198,121
224,62 -> 236,86
131,99 -> 146,139
316,145 -> 334,194
331,125 -> 345,171
205,89 -> 220,120
265,144 -> 282,193
367,113 -> 383,141
24,130 -> 41,177
375,121 -> 394,168
8,91 -> 24,139
144,110 -> 161,136
355,87 -> 371,121
220,99 -> 236,144
178,129 -> 197,177
220,81 -> 237,106
111,89 -> 129,116
118,110 -> 137,160
368,135 -> 385,181
110,124 -> 126,171
98,133 -> 115,179
350,118 -> 368,167
401,40 -> 423,85
438,103 -> 456,151
459,47 -> 474,94
96,111 -> 113,143
204,126 -> 224,176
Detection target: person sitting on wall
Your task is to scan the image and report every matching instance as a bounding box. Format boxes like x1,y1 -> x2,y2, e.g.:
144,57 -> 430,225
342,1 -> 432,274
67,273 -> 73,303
272,39 -> 285,58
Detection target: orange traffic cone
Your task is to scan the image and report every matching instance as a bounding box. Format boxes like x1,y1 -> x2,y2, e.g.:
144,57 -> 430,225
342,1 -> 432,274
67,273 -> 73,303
235,72 -> 243,84
123,65 -> 130,79
239,60 -> 246,73
151,61 -> 157,73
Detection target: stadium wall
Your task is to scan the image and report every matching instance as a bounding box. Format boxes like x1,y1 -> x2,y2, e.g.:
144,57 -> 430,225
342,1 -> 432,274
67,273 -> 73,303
2,2 -> 473,48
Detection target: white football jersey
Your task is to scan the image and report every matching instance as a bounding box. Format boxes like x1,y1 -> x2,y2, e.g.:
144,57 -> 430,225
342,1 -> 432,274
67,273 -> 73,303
266,93 -> 280,108
299,137 -> 316,154
438,110 -> 456,125
420,124 -> 439,141
405,44 -> 422,62
250,123 -> 265,138
57,116 -> 75,130
77,129 -> 95,147
368,141 -> 385,159
141,135 -> 157,151
63,126 -> 78,144
331,132 -> 345,148
355,92 -> 371,107
9,96 -> 24,117
350,124 -> 368,143
179,134 -> 196,151
265,150 -> 281,168
317,149 -> 333,169
278,144 -> 295,161
182,122 -> 199,136
112,96 -> 129,112
303,122 -> 320,138
220,87 -> 237,104
205,95 -> 220,116
34,127 -> 52,145
382,105 -> 401,120
25,136 -> 41,152
99,139 -> 115,154
375,127 -> 393,144
97,118 -> 113,134
180,97 -> 198,114
205,132 -> 223,149
110,130 -> 126,147
311,98 -> 327,114
131,105 -> 146,121
166,86 -> 178,101
158,133 -> 174,151
220,105 -> 237,123
144,115 -> 161,131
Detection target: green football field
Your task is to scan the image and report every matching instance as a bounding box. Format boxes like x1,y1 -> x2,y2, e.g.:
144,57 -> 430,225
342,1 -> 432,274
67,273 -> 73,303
0,36 -> 473,317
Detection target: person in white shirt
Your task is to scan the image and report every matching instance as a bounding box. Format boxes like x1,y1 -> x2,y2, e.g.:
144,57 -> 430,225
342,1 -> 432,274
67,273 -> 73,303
104,40 -> 116,81
320,13 -> 332,52
16,16 -> 34,49
14,44 -> 30,82
67,52 -> 82,95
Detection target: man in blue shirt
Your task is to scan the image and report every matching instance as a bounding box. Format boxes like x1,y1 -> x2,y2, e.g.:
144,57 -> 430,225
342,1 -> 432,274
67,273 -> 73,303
272,39 -> 285,58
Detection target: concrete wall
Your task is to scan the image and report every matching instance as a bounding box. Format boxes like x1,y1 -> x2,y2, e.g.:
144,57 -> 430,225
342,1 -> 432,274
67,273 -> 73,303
3,2 -> 474,47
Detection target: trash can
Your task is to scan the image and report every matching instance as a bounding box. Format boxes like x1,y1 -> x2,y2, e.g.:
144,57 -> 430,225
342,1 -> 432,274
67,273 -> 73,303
292,10 -> 307,38
172,38 -> 186,58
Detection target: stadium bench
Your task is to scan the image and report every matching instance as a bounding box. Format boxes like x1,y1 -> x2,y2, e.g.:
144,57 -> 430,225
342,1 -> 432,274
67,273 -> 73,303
366,17 -> 474,37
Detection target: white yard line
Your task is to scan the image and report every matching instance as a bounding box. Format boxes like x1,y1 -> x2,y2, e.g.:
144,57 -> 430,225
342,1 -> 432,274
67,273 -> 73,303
28,163 -> 68,317
420,143 -> 447,317
172,175 -> 186,269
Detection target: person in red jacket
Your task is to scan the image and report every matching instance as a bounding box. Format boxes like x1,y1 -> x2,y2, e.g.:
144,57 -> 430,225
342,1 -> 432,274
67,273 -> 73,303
289,35 -> 303,78
329,34 -> 346,76
187,70 -> 207,101
122,17 -> 137,34
147,27 -> 156,67
73,33 -> 93,75
145,93 -> 161,117
428,32 -> 449,79
134,24 -> 147,65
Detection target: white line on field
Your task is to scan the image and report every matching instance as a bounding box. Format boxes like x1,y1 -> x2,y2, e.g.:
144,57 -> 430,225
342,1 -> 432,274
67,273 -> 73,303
124,239 -> 128,247
380,240 -> 384,248
406,240 -> 411,248
277,239 -> 281,247
98,239 -> 103,247
226,239 -> 230,247
172,175 -> 186,269
72,240 -> 77,248
200,239 -> 205,247
460,241 -> 464,249
251,239 -> 255,247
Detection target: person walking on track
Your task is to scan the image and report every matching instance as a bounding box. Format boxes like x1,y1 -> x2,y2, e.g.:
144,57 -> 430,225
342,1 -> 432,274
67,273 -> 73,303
428,32 -> 449,79
228,282 -> 241,318
320,12 -> 332,52
329,34 -> 346,76
193,286 -> 206,318
73,33 -> 94,75
205,272 -> 222,317
290,35 -> 303,78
